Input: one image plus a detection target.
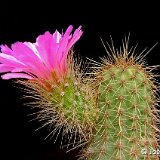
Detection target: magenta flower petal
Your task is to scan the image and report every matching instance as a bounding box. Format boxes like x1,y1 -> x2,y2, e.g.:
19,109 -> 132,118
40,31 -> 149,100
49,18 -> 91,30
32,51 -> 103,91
57,26 -> 73,62
1,45 -> 13,55
0,53 -> 25,67
67,26 -> 83,49
53,30 -> 61,43
48,33 -> 60,69
2,73 -> 33,79
11,42 -> 51,78
11,42 -> 40,61
58,25 -> 83,73
0,64 -> 14,72
36,31 -> 56,69
0,25 -> 83,80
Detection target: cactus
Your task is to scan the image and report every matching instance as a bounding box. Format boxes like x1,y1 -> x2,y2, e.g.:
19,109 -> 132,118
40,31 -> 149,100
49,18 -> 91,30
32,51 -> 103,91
19,53 -> 98,151
81,38 -> 160,160
0,25 -> 98,153
1,25 -> 160,159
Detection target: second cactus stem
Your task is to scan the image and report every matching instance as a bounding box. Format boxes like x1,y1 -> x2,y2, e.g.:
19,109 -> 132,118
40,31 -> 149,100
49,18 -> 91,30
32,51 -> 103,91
81,40 -> 160,160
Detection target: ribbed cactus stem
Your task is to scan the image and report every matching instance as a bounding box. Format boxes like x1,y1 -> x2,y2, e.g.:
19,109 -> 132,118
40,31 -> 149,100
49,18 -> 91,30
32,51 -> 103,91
19,54 -> 98,151
82,40 -> 160,160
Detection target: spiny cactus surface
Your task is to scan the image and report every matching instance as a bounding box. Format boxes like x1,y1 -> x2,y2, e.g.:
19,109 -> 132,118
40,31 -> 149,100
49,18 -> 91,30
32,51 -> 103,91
19,54 -> 98,151
82,39 -> 160,160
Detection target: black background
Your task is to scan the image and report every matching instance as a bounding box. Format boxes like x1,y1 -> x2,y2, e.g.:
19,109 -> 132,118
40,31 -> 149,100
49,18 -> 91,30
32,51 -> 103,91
0,1 -> 160,160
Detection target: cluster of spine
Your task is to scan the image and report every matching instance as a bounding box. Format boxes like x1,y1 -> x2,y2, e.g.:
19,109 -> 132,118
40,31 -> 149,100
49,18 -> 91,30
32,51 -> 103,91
80,40 -> 160,160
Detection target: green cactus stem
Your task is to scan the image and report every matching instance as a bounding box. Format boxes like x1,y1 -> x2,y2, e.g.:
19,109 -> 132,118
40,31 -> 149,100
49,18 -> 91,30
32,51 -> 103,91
18,53 -> 98,151
81,38 -> 160,160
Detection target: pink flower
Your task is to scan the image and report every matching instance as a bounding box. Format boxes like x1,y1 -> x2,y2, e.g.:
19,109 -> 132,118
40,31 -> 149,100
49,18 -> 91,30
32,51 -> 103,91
0,25 -> 83,81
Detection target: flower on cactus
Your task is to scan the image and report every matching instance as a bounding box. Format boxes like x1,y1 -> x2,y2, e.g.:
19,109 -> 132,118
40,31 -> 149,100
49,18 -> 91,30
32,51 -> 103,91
0,25 -> 83,81
0,25 -> 97,153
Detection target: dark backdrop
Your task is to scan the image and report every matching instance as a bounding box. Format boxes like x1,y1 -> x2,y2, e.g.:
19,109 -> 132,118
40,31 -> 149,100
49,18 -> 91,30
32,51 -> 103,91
0,1 -> 160,160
